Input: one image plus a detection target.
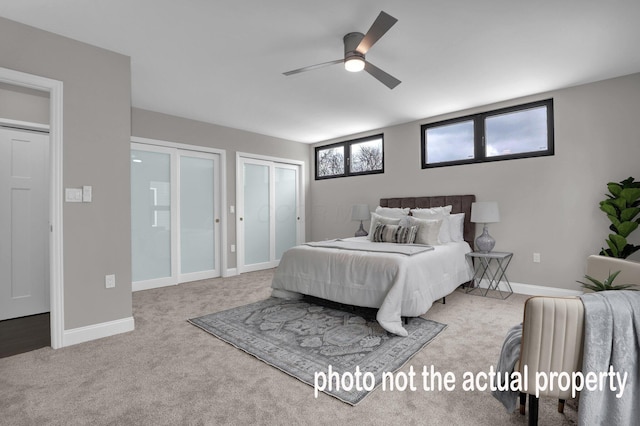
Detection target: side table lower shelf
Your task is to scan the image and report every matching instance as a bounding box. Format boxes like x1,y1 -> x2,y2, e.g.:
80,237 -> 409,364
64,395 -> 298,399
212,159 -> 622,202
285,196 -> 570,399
465,251 -> 513,299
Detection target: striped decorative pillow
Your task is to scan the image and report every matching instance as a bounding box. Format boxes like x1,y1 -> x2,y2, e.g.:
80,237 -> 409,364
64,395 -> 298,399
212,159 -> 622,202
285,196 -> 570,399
372,224 -> 418,244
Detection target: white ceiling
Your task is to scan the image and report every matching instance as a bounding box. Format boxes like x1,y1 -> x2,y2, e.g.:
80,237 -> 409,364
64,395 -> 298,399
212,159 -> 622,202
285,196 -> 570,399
2,0 -> 640,143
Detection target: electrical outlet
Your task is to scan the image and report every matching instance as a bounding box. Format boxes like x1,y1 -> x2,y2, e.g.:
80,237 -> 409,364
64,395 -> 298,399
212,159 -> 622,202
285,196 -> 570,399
533,253 -> 541,263
231,244 -> 236,253
105,274 -> 116,288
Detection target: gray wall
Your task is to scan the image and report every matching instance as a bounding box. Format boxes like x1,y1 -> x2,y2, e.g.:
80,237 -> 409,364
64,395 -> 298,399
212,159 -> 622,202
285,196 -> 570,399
0,17 -> 132,329
310,72 -> 640,292
0,82 -> 49,124
131,108 -> 310,269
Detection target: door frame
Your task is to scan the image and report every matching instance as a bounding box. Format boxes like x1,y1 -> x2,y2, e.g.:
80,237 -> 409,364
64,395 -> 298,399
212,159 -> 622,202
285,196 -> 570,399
236,152 -> 305,274
131,136 -> 228,284
0,68 -> 64,349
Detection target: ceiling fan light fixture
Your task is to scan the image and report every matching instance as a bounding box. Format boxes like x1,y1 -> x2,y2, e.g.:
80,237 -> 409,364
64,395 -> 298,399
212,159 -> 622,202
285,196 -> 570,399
345,56 -> 365,72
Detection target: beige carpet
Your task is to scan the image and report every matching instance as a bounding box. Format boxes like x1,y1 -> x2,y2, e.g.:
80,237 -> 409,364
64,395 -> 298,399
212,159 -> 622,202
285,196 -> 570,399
0,270 -> 578,425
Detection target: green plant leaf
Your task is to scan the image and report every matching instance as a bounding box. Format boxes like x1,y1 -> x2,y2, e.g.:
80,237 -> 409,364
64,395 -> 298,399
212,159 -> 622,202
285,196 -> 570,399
608,182 -> 623,197
603,270 -> 621,285
621,207 -> 640,222
613,197 -> 628,211
608,215 -> 621,228
600,202 -> 617,216
620,177 -> 640,188
606,239 -> 620,257
621,188 -> 640,205
610,234 -> 627,251
599,247 -> 612,257
617,221 -> 639,238
577,270 -> 638,291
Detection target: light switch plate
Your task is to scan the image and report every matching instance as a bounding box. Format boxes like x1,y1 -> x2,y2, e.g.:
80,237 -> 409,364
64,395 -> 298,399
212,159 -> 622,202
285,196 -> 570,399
82,186 -> 92,202
65,188 -> 82,202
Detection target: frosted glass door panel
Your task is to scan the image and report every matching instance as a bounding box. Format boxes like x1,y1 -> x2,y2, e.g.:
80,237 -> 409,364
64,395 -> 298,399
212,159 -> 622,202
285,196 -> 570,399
131,149 -> 172,281
244,163 -> 270,265
274,166 -> 297,260
180,156 -> 215,274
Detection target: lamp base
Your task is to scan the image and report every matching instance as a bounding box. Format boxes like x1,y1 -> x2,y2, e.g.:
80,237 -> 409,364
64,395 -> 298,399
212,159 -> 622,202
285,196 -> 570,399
475,224 -> 495,253
355,221 -> 368,237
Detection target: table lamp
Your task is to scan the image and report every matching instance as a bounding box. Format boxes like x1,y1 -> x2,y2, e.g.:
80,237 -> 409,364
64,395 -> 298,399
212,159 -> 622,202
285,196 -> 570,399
470,201 -> 500,253
351,204 -> 370,237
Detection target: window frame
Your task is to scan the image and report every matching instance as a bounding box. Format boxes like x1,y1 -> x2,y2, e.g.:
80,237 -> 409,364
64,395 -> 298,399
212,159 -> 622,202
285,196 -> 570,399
315,133 -> 385,180
420,99 -> 554,169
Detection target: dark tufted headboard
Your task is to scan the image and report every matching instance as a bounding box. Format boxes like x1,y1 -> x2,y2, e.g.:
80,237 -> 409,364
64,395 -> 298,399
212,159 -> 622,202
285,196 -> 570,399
379,195 -> 476,247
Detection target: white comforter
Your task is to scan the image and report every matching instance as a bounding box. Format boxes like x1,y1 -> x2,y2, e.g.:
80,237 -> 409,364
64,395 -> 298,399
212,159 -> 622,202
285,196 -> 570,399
271,237 -> 473,336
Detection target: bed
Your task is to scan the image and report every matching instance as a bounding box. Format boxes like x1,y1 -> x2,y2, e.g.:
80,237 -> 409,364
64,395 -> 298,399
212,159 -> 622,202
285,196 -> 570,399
271,195 -> 476,336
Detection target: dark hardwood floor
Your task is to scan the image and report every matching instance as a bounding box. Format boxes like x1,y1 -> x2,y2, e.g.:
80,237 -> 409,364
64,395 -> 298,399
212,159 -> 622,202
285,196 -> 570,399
0,313 -> 50,358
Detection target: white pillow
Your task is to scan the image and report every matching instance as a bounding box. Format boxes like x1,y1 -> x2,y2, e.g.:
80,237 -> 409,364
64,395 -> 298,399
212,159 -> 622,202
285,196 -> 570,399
400,216 -> 442,245
368,213 -> 401,240
449,213 -> 465,242
410,205 -> 453,243
374,206 -> 410,218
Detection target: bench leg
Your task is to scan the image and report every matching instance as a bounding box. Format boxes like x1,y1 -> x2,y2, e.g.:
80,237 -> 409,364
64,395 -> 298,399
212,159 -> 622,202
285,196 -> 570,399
558,399 -> 565,413
528,394 -> 539,426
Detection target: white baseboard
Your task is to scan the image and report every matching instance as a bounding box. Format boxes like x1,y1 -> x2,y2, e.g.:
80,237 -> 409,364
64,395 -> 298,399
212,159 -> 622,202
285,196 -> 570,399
62,316 -> 135,347
473,279 -> 583,297
511,282 -> 583,297
223,268 -> 238,277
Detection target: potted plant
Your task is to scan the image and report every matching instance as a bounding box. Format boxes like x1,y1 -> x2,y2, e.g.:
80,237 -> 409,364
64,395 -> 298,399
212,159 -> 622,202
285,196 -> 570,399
577,270 -> 637,292
599,176 -> 640,258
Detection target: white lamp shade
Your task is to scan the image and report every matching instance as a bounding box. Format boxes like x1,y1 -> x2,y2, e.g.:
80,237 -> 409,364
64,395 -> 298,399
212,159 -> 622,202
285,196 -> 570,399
351,204 -> 370,221
470,201 -> 500,224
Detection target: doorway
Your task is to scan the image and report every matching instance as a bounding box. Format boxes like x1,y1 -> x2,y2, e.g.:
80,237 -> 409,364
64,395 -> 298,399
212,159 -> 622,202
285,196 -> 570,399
0,127 -> 50,320
0,126 -> 50,357
0,67 -> 64,349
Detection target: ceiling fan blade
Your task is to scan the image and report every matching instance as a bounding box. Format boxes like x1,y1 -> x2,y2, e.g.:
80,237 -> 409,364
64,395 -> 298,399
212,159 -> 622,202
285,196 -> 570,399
356,11 -> 398,54
283,59 -> 343,76
364,61 -> 401,89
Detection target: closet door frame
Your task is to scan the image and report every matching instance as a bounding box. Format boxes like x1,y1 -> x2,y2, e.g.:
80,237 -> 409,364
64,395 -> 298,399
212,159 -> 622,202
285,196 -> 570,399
236,152 -> 305,274
131,137 -> 228,290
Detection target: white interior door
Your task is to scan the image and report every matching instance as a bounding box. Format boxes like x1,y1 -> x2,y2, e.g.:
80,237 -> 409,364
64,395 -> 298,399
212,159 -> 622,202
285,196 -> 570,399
131,143 -> 221,291
131,145 -> 175,289
274,163 -> 300,260
237,156 -> 302,273
178,151 -> 221,282
0,127 -> 49,320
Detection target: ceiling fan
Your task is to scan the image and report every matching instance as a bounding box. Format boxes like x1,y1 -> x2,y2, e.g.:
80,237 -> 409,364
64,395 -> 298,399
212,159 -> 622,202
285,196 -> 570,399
283,11 -> 401,89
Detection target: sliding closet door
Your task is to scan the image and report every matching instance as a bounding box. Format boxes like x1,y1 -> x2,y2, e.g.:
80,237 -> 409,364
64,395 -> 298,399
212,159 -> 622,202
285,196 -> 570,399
131,146 -> 175,287
131,143 -> 222,291
178,152 -> 220,282
237,156 -> 303,273
274,164 -> 299,260
239,158 -> 273,272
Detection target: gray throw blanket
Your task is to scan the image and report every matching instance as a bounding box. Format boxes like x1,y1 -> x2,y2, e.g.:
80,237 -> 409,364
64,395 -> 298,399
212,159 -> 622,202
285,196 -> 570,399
491,323 -> 522,412
304,239 -> 434,256
578,291 -> 640,426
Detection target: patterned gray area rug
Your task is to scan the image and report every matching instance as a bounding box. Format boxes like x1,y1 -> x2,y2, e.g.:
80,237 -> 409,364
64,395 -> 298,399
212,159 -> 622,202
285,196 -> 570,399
189,297 -> 446,405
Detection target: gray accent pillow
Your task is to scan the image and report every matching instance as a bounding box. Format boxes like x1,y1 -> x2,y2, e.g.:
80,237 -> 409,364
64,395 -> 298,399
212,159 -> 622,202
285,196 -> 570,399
372,224 -> 418,244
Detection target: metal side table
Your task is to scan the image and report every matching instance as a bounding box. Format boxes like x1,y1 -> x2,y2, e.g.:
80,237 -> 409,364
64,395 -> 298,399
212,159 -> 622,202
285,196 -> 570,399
465,251 -> 513,299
